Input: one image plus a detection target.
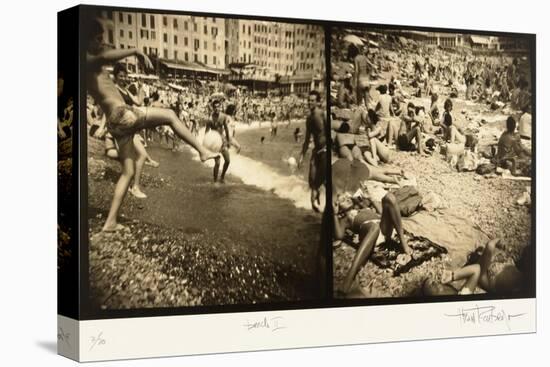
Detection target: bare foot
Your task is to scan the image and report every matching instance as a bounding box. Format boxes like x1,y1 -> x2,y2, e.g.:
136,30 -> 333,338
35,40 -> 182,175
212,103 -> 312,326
101,223 -> 128,233
129,186 -> 147,199
145,159 -> 160,168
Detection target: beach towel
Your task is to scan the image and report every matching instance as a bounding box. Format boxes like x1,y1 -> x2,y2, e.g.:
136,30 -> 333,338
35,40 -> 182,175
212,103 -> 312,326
402,210 -> 490,267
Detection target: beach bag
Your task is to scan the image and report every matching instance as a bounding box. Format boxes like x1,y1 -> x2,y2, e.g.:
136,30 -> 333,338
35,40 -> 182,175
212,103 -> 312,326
392,186 -> 422,217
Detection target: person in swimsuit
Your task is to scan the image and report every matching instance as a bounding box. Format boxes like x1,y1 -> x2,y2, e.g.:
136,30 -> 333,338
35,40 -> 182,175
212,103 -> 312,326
335,121 -> 365,163
423,238 -> 531,296
497,116 -> 531,175
395,103 -> 425,154
85,18 -> 218,232
354,45 -> 372,109
205,99 -> 240,183
298,90 -> 327,213
111,63 -> 160,198
363,109 -> 393,166
333,191 -> 411,296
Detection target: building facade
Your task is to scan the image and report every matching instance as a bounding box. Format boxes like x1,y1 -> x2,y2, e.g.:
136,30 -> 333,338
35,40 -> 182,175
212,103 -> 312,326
97,11 -> 325,92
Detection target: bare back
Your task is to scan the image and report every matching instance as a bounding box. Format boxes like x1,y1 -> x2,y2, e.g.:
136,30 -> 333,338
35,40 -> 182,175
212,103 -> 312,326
355,54 -> 369,76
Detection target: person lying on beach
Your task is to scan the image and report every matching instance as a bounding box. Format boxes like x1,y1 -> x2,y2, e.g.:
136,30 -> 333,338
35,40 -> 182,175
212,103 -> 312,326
85,18 -> 218,232
496,116 -> 531,175
333,191 -> 411,296
335,122 -> 365,163
423,238 -> 532,296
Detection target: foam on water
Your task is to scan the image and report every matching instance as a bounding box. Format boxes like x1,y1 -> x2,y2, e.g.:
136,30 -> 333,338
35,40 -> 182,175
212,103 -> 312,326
193,129 -> 312,210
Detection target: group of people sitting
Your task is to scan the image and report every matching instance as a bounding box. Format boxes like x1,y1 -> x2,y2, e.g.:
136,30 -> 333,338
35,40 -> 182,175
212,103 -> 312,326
330,35 -> 533,298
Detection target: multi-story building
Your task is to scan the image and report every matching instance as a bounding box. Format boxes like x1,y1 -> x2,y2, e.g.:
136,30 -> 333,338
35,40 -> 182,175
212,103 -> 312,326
98,11 -> 227,78
97,11 -> 325,92
226,20 -> 325,94
289,23 -> 325,93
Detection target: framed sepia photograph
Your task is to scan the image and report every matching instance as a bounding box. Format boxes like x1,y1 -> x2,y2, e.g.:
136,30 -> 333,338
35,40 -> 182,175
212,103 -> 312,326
58,3 -> 535,362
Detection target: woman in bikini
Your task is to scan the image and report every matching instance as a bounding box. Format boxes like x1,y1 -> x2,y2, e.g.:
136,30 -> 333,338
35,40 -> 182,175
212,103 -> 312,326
333,191 -> 411,296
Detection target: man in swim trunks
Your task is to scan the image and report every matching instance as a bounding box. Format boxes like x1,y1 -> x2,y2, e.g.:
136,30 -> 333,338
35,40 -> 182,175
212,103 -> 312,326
85,18 -> 218,232
205,99 -> 236,183
298,90 -> 327,213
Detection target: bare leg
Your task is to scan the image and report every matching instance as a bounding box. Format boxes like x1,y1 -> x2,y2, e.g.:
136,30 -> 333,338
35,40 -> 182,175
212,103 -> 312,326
142,108 -> 217,162
372,138 -> 392,163
368,165 -> 401,184
351,145 -> 366,162
387,121 -> 395,146
380,193 -> 410,254
363,151 -> 378,166
478,238 -> 499,290
220,149 -> 231,183
378,166 -> 403,176
407,127 -> 423,154
342,222 -> 380,293
446,264 -> 481,294
213,157 -> 221,182
102,140 -> 136,232
132,135 -> 148,196
338,146 -> 354,161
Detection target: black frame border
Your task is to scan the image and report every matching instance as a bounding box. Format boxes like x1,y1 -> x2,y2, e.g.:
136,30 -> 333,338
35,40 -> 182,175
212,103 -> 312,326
67,3 -> 536,321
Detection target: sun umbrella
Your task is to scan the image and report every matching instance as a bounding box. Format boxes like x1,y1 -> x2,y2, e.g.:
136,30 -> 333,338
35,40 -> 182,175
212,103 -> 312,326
343,34 -> 364,46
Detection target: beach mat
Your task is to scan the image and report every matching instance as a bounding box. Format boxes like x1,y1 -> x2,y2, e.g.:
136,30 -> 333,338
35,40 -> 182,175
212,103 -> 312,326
403,209 -> 490,267
371,236 -> 447,276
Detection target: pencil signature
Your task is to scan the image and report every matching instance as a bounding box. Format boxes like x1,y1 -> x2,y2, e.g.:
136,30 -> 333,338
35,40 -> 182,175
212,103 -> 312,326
243,316 -> 286,332
445,305 -> 526,331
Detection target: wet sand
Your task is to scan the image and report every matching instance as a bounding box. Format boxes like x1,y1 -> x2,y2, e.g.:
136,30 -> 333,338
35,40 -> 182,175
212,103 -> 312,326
87,136 -> 324,309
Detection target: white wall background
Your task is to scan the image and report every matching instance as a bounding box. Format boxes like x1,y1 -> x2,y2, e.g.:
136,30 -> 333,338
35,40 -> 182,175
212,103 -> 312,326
0,0 -> 547,365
